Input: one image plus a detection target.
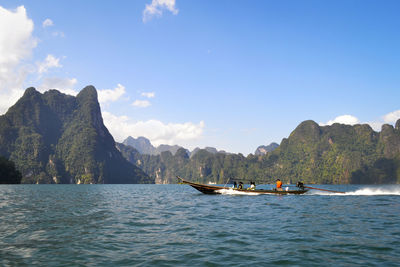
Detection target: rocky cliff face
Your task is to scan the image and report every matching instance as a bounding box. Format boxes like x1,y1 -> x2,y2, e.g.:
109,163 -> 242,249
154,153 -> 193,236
123,136 -> 157,155
254,142 -> 279,155
123,136 -> 189,156
0,86 -> 152,184
378,124 -> 400,158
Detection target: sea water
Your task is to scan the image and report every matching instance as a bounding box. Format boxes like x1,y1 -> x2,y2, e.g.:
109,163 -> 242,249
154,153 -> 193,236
1,184 -> 399,266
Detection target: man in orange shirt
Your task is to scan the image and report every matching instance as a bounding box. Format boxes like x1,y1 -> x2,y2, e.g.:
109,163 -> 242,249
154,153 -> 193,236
276,179 -> 283,191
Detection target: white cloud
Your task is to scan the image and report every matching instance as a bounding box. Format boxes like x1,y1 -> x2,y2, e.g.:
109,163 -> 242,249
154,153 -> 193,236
42,18 -> 53,28
366,121 -> 383,132
98,84 -> 126,104
0,5 -> 37,114
141,92 -> 155,98
383,110 -> 400,124
38,77 -> 78,96
0,5 -> 79,113
52,31 -> 65,38
0,5 -> 36,75
102,111 -> 205,146
320,115 -> 360,126
132,100 -> 151,108
0,88 -> 28,114
368,109 -> 400,131
143,0 -> 178,22
320,110 -> 400,132
37,54 -> 62,74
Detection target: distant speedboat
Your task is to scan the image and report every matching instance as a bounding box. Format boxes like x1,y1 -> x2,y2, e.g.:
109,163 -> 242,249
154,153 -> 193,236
177,177 -> 309,195
207,181 -> 217,185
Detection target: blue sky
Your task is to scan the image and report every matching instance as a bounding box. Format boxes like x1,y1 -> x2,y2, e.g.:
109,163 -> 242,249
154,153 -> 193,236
1,0 -> 400,154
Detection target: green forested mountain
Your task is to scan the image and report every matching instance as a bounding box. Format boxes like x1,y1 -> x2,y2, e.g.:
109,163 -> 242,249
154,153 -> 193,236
2,86 -> 399,185
271,120 -> 400,184
119,120 -> 400,184
117,143 -> 248,184
0,86 -> 151,184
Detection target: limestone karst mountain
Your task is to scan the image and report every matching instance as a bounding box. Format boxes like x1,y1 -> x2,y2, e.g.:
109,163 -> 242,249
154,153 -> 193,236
0,86 -> 152,184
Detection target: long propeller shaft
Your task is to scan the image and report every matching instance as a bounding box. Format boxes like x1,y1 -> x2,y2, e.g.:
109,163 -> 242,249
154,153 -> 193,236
303,185 -> 345,194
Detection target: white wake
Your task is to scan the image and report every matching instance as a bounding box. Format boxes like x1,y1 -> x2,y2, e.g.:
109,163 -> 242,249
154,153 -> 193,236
218,188 -> 261,195
310,187 -> 400,196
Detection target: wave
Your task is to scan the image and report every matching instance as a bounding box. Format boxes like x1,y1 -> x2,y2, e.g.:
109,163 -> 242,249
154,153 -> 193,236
310,187 -> 400,196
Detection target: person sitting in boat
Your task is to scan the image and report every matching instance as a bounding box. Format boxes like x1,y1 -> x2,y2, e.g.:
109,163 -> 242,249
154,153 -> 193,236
296,181 -> 304,190
238,182 -> 243,189
249,181 -> 256,190
233,181 -> 237,188
276,179 -> 283,191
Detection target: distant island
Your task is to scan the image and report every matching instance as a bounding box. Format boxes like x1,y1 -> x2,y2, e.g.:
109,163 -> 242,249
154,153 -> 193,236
0,86 -> 399,184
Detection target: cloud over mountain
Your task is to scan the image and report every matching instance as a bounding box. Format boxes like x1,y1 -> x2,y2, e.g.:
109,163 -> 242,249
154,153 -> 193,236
383,110 -> 400,124
38,77 -> 78,96
321,111 -> 400,132
98,84 -> 126,104
102,111 -> 204,147
0,5 -> 78,114
37,54 -> 62,74
0,5 -> 37,113
320,115 -> 360,126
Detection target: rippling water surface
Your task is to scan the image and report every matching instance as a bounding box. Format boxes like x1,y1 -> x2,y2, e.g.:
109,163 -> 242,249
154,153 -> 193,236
1,184 -> 400,266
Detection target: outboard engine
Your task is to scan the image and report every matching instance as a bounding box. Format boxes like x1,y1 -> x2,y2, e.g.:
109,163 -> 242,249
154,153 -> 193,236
296,181 -> 304,190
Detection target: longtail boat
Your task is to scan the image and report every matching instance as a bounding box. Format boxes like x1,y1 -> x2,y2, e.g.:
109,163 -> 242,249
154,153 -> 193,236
177,177 -> 309,195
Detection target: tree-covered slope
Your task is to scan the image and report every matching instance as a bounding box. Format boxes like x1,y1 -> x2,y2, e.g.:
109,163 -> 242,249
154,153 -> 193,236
0,156 -> 22,184
117,143 -> 249,184
269,121 -> 387,184
0,86 -> 152,184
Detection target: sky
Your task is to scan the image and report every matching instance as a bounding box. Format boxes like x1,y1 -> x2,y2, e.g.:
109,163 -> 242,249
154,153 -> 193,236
0,0 -> 400,155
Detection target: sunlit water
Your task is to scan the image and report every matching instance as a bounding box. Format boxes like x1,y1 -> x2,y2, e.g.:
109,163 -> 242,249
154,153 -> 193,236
1,184 -> 399,266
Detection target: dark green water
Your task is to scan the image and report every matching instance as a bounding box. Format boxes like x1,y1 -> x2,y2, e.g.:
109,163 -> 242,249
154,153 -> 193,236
1,184 -> 400,266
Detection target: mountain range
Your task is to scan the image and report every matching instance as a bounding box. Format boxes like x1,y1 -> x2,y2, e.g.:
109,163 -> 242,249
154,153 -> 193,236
123,136 -> 187,156
123,136 -> 229,157
119,120 -> 400,184
1,86 -> 400,185
0,86 -> 151,184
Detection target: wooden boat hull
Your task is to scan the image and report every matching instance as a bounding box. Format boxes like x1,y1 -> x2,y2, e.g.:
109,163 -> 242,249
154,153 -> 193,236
178,177 -> 308,195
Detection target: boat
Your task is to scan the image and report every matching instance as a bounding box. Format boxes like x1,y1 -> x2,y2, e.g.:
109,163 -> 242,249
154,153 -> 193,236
177,177 -> 309,195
